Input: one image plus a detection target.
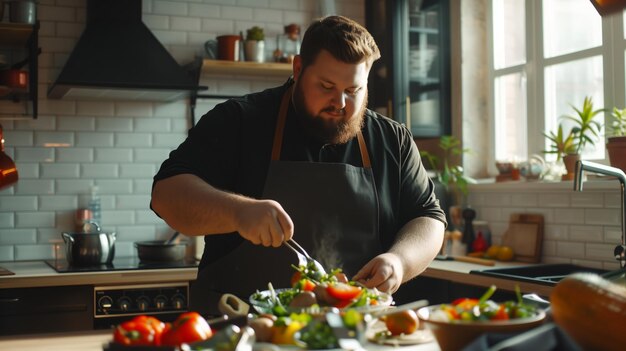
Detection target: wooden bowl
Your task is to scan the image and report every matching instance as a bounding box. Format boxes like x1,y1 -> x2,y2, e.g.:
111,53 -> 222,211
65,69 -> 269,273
417,304 -> 546,351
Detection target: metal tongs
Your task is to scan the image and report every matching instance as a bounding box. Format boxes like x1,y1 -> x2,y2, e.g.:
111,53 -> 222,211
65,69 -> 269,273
284,239 -> 327,275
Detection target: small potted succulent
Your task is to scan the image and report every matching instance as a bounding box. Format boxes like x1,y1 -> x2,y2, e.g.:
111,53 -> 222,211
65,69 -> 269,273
606,106 -> 626,173
244,26 -> 265,63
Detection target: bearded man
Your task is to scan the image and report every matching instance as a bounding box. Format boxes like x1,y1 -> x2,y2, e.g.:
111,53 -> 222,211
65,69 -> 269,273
151,15 -> 446,316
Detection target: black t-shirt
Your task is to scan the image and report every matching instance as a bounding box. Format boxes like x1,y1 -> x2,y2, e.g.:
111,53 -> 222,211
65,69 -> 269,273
152,81 -> 447,269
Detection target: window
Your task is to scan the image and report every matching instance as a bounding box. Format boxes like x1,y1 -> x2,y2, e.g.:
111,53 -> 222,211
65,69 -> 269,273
490,0 -> 620,163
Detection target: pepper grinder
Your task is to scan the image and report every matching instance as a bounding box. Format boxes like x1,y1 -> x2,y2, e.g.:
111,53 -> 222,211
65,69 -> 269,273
461,208 -> 476,254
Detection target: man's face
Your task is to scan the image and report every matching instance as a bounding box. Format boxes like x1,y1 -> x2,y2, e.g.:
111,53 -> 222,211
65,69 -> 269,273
292,50 -> 370,144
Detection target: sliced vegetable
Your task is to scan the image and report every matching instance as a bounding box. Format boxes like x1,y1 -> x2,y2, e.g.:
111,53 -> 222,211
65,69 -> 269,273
326,283 -> 362,301
160,311 -> 212,346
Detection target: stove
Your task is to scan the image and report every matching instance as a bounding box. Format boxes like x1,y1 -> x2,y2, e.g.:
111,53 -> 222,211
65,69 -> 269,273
45,256 -> 198,273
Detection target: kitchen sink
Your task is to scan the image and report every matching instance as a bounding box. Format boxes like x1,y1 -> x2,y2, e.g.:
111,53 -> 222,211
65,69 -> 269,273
470,263 -> 609,286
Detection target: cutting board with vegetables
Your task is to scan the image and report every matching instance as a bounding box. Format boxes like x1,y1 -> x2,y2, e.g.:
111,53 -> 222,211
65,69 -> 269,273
502,213 -> 544,263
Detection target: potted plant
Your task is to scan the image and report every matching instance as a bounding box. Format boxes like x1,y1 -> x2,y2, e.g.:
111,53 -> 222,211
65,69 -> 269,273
244,26 -> 265,63
606,106 -> 626,173
420,135 -> 473,208
544,96 -> 603,180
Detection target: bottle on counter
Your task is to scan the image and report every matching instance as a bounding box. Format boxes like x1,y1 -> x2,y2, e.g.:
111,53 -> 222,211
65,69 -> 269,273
88,185 -> 101,229
461,208 -> 476,254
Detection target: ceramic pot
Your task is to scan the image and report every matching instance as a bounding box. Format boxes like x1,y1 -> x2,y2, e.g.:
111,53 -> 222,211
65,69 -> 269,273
244,40 -> 265,63
607,136 -> 626,174
562,154 -> 581,181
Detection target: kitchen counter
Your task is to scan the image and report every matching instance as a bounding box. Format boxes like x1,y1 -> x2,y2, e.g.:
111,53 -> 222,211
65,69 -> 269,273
0,329 -> 443,351
0,260 -> 198,289
0,259 -> 551,296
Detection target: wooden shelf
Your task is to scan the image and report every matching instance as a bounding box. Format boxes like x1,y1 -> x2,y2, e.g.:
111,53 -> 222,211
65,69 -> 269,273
201,59 -> 292,77
0,22 -> 34,46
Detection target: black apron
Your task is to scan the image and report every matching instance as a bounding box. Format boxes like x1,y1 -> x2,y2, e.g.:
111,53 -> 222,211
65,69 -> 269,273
191,87 -> 381,316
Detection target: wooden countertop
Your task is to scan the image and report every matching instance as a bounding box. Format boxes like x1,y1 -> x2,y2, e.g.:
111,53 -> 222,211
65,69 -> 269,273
0,258 -> 552,297
0,261 -> 198,289
0,329 -> 442,351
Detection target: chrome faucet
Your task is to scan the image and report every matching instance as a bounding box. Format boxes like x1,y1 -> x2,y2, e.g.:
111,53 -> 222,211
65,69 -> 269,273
574,160 -> 626,269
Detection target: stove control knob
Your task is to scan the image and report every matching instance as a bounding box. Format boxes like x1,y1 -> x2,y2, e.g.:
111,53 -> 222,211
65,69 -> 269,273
172,294 -> 186,310
98,296 -> 113,313
154,295 -> 167,310
137,297 -> 150,312
118,297 -> 132,312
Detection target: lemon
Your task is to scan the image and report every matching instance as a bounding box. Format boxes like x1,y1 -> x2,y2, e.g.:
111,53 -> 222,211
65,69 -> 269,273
496,246 -> 515,261
485,245 -> 501,259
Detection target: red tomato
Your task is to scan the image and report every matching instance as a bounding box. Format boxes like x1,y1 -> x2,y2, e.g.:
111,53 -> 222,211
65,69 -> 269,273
113,320 -> 156,346
384,310 -> 419,336
161,312 -> 213,346
290,271 -> 302,287
326,283 -> 362,301
452,298 -> 479,310
492,304 -> 509,320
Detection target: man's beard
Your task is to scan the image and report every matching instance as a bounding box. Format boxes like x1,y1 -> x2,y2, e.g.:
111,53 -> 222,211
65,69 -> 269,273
292,81 -> 367,145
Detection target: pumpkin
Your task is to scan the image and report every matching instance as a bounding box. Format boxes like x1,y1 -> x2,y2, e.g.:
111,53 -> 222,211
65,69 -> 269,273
550,272 -> 626,351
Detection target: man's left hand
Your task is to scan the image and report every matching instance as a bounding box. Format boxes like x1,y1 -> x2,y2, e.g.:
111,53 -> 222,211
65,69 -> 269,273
352,253 -> 404,293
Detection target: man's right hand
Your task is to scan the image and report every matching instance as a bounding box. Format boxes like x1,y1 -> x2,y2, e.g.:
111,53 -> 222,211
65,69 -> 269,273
235,199 -> 294,247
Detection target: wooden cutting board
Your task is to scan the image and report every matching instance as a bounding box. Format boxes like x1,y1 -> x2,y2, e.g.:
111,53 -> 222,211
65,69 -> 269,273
0,266 -> 15,276
502,213 -> 544,263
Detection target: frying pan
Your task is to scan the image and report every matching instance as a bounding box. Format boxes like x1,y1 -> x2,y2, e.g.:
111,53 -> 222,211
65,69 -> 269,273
134,231 -> 187,262
0,124 -> 18,190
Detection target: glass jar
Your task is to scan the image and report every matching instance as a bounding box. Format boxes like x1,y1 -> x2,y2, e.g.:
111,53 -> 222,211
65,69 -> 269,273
274,24 -> 301,63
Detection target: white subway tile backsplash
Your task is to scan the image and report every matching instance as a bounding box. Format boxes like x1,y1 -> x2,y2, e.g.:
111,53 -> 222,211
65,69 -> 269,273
95,148 -> 133,163
605,193 -> 621,208
55,179 -> 94,195
15,163 -> 40,178
544,224 -> 569,240
222,6 -> 253,20
189,3 -> 220,18
153,133 -> 187,147
171,118 -> 191,132
135,118 -> 172,132
283,10 -> 309,25
116,225 -> 158,242
483,193 -> 512,206
102,210 -> 135,225
75,132 -> 115,147
154,0 -> 189,16
39,195 -> 77,211
0,229 -> 37,244
0,196 -> 38,211
605,227 -> 622,242
115,195 -> 152,210
571,192 -> 604,208
6,131 -> 34,146
152,29 -> 188,45
38,228 -> 64,244
553,208 -> 585,225
114,242 -> 135,257
14,116 -> 56,130
585,208 -> 621,226
56,148 -> 94,162
76,101 -> 115,116
96,117 -> 134,132
201,18 -> 235,33
81,164 -> 119,178
136,210 -> 164,224
56,21 -> 83,38
38,98 -> 76,115
15,147 -> 55,162
253,8 -> 283,22
537,193 -> 570,207
34,131 -> 74,146
134,148 -> 174,163
0,213 -> 14,228
96,180 -> 133,194
15,244 -> 55,260
171,16 -> 202,31
269,0 -> 299,10
57,116 -> 96,131
585,243 -> 618,261
0,246 -> 14,260
134,179 -> 155,194
115,133 -> 153,147
556,241 -> 585,258
16,212 -> 55,228
15,180 -> 55,195
41,163 -> 80,178
569,225 -> 603,242
115,102 -> 154,118
510,193 -> 537,207
120,164 -> 157,178
143,14 -> 170,30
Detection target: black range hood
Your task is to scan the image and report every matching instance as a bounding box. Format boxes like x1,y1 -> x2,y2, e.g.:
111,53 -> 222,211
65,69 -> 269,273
48,0 -> 206,101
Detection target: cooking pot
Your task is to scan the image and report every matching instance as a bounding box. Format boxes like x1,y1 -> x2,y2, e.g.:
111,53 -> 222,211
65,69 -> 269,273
135,240 -> 187,263
62,226 -> 116,266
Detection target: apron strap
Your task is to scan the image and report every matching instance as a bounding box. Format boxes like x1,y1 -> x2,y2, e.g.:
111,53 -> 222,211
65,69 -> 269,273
271,86 -> 372,169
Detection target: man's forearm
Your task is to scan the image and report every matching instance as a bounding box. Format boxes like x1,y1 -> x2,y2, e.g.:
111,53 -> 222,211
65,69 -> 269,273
151,174 -> 250,236
389,216 -> 445,282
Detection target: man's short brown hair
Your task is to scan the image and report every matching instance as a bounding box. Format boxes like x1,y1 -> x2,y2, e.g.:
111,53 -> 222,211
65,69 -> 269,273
299,15 -> 381,69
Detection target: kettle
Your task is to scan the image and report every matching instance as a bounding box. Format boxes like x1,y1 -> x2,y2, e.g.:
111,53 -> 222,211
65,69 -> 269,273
62,222 -> 116,266
0,124 -> 18,190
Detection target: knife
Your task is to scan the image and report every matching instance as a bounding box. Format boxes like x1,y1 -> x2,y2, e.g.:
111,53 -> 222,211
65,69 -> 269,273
436,254 -> 495,266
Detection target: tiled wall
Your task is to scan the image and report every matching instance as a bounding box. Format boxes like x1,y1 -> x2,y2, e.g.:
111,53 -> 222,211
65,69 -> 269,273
467,180 -> 623,271
0,0 -> 364,261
